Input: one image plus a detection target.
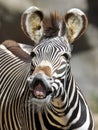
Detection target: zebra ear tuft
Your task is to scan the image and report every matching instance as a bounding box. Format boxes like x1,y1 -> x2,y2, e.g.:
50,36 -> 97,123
64,8 -> 88,44
21,6 -> 44,44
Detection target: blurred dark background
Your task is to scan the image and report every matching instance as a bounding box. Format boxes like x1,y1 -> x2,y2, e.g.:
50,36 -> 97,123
0,0 -> 98,128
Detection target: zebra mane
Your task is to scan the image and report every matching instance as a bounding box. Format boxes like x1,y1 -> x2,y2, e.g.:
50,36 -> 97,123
2,40 -> 32,62
43,12 -> 66,38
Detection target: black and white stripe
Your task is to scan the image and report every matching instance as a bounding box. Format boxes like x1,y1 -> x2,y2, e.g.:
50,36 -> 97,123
0,45 -> 30,130
0,36 -> 94,130
28,37 -> 94,130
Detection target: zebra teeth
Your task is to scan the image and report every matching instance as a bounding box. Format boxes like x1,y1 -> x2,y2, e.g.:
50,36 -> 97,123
33,83 -> 46,99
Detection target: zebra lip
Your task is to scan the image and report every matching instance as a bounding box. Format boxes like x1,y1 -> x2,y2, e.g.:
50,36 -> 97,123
31,80 -> 52,99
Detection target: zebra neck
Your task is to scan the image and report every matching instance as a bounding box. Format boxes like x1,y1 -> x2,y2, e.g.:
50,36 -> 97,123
51,74 -> 75,110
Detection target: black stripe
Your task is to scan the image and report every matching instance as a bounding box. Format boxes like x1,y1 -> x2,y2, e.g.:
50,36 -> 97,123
65,75 -> 71,92
42,112 -> 64,130
10,99 -> 16,130
88,110 -> 94,130
69,95 -> 87,129
70,88 -> 77,108
68,78 -> 74,99
66,100 -> 79,126
6,98 -> 10,129
35,111 -> 42,130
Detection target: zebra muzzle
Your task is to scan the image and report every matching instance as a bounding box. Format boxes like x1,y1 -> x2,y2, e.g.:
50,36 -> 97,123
28,73 -> 52,99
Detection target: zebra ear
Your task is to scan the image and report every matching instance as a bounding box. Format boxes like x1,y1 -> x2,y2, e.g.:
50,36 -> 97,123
64,8 -> 88,43
21,6 -> 44,44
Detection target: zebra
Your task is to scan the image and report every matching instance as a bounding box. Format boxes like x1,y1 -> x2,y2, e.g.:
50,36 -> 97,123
0,6 -> 94,130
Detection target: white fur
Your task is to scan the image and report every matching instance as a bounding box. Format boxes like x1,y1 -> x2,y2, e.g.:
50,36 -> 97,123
67,8 -> 85,16
24,6 -> 40,14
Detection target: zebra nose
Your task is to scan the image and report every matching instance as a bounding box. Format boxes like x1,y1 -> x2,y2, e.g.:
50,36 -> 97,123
32,60 -> 52,77
28,73 -> 52,99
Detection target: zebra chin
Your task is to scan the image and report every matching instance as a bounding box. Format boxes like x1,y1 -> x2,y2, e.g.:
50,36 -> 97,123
29,95 -> 52,108
27,73 -> 53,107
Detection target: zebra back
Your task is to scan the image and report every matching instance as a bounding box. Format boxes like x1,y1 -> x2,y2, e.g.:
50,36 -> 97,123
0,41 -> 32,129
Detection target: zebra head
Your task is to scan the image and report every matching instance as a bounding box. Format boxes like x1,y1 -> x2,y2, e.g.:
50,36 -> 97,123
21,6 -> 88,107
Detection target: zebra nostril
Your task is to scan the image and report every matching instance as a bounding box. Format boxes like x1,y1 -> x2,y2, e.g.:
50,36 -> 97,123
46,76 -> 54,82
28,76 -> 33,80
27,76 -> 34,85
30,76 -> 33,80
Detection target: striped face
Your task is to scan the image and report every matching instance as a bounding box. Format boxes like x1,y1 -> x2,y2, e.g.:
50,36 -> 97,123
23,6 -> 88,107
27,36 -> 71,106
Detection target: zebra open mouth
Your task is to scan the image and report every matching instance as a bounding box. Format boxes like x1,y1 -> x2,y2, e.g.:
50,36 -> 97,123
32,79 -> 52,99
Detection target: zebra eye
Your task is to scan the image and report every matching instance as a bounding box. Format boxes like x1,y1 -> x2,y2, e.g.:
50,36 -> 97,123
63,53 -> 69,60
30,52 -> 36,58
